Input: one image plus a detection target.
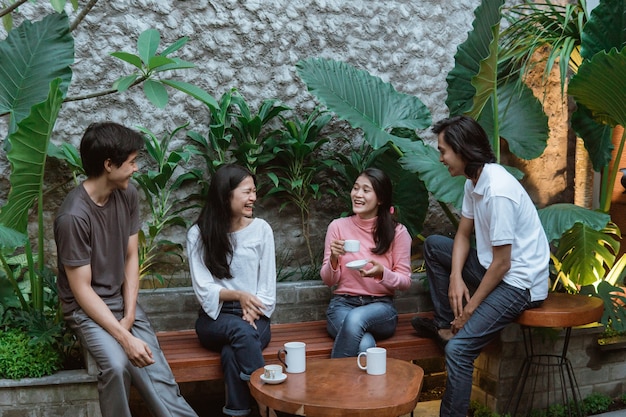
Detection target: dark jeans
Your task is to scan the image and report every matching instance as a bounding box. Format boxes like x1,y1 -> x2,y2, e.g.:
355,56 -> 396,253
424,235 -> 542,417
326,294 -> 398,358
196,301 -> 271,416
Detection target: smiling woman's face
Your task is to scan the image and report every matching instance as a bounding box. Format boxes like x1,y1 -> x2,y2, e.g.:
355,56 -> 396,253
351,174 -> 379,219
230,175 -> 257,219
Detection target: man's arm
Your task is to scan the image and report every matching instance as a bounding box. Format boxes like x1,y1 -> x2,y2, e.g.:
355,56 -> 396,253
65,261 -> 155,368
119,233 -> 139,331
448,216 -> 474,318
451,244 -> 511,332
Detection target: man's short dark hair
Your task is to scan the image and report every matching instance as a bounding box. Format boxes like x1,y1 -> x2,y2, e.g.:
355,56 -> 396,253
80,122 -> 144,178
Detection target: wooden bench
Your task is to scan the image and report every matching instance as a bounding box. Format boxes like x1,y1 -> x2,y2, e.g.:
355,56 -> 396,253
157,312 -> 441,383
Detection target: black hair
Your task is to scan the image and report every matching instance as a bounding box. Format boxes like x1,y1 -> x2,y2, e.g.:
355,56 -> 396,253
80,122 -> 144,178
358,167 -> 397,255
432,115 -> 496,179
195,164 -> 255,279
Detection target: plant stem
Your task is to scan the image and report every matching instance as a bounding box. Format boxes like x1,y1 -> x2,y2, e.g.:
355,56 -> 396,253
602,126 -> 626,213
0,0 -> 28,18
69,0 -> 99,32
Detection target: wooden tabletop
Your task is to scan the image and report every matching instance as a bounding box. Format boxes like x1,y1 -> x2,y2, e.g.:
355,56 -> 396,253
516,292 -> 604,328
249,357 -> 424,417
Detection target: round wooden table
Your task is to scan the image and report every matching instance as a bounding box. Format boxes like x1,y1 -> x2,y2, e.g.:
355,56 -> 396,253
249,357 -> 424,417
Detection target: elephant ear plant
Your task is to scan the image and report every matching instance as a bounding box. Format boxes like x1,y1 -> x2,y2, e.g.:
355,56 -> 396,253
296,57 -> 432,238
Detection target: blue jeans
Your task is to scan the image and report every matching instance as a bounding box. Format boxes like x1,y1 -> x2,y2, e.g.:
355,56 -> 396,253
424,235 -> 540,417
326,294 -> 398,358
195,301 -> 271,416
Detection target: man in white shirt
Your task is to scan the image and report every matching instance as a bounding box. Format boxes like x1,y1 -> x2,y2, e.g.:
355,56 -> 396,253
411,115 -> 549,417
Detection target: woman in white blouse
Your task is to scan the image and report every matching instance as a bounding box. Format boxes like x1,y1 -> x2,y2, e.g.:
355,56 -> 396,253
186,164 -> 276,417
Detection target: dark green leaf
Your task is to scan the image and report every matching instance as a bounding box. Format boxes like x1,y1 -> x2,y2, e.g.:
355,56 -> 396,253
580,0 -> 626,60
537,203 -> 610,243
110,51 -> 143,70
0,13 -> 73,135
569,47 -> 626,128
0,79 -> 65,233
161,80 -> 219,109
446,0 -> 505,116
296,58 -> 431,149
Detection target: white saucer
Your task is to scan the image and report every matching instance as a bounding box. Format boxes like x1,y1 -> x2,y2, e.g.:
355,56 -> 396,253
260,373 -> 287,384
346,259 -> 368,270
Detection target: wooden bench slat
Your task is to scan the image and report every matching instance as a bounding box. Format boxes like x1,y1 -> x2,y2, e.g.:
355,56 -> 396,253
159,312 -> 441,383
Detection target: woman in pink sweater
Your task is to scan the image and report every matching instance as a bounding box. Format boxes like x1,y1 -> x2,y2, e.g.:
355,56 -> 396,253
320,168 -> 412,357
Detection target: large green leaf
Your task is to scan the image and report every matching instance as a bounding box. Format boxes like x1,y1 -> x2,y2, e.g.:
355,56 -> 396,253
537,203 -> 610,243
446,0 -> 505,116
477,79 -> 549,160
556,222 -> 619,287
580,0 -> 626,60
0,13 -> 73,135
571,104 -> 614,172
296,58 -> 431,149
0,79 -> 65,233
372,149 -> 429,237
397,137 -> 465,209
0,224 -> 27,249
569,47 -> 626,128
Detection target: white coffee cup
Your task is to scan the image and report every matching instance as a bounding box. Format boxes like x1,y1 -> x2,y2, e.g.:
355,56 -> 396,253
277,341 -> 306,373
263,364 -> 284,380
344,240 -> 360,252
357,347 -> 386,375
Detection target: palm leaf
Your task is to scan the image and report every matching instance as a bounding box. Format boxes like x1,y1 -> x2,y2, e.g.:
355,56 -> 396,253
537,203 -> 610,243
0,79 -> 65,233
0,13 -> 73,136
296,58 -> 431,149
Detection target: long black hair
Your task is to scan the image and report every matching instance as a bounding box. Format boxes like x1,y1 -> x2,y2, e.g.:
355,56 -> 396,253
358,168 -> 397,255
195,164 -> 254,279
432,115 -> 496,180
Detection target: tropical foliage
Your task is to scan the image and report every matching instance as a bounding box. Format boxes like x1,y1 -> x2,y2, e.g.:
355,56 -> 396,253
502,0 -> 626,331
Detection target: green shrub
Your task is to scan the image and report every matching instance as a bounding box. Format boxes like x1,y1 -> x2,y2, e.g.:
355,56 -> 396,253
583,392 -> 613,415
0,328 -> 62,379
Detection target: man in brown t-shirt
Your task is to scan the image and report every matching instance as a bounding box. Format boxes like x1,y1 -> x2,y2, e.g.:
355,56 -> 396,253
54,122 -> 197,417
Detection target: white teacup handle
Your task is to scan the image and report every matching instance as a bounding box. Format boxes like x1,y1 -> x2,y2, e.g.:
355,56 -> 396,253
357,352 -> 367,370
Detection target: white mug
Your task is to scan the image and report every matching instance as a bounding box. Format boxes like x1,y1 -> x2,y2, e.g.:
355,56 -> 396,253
357,347 -> 386,375
277,341 -> 306,373
344,240 -> 360,252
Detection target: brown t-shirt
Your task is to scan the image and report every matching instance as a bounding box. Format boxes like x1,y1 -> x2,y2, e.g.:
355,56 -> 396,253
54,183 -> 140,314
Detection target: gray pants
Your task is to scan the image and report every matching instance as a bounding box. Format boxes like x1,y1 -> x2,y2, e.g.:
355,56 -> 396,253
65,297 -> 198,417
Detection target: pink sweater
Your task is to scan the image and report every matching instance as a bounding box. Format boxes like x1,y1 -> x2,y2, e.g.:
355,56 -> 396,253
319,216 -> 412,296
